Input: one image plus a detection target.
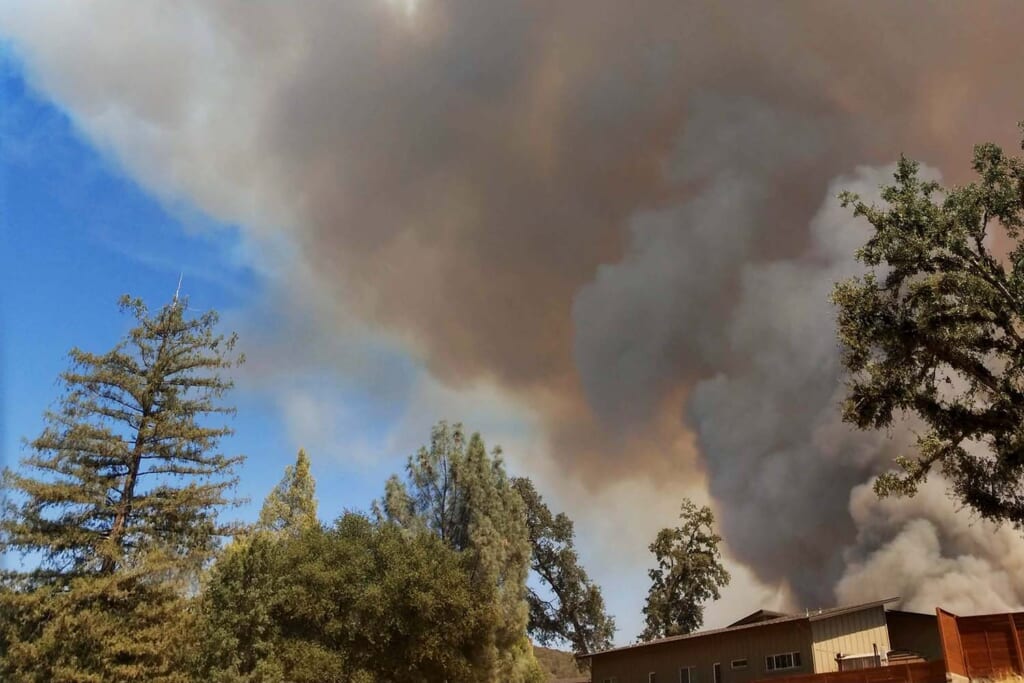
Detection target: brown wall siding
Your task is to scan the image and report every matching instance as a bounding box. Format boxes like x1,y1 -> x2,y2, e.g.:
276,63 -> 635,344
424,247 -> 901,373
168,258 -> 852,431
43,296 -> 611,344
751,660 -> 947,683
885,612 -> 942,663
591,621 -> 814,683
810,607 -> 892,672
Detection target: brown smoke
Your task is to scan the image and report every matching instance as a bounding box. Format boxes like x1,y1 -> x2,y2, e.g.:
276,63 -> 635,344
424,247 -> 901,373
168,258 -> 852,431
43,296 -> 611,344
5,0 -> 1024,621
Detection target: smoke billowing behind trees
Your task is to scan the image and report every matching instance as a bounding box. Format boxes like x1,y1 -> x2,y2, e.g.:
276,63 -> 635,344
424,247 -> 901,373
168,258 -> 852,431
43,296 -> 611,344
5,0 -> 1024,623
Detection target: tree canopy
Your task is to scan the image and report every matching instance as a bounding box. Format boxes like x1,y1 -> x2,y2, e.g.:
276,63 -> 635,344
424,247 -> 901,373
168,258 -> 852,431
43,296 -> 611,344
196,514 -> 498,682
639,499 -> 730,641
0,295 -> 243,680
378,421 -> 544,683
0,295 -> 611,681
257,449 -> 318,535
512,476 -> 615,656
833,129 -> 1024,525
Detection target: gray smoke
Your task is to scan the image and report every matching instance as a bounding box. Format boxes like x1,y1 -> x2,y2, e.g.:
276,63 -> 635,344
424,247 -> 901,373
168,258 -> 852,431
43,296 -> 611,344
575,123 -> 1024,609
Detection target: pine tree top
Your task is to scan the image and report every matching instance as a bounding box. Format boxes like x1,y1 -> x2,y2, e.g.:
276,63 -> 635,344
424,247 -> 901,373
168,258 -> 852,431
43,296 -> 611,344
1,294 -> 245,583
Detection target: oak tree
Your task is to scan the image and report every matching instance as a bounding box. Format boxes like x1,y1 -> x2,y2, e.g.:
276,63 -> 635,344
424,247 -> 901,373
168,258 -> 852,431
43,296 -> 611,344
512,476 -> 615,656
833,130 -> 1024,525
639,500 -> 730,640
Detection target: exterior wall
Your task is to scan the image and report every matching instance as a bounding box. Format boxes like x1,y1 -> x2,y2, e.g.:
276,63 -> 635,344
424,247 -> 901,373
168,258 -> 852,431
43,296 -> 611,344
810,607 -> 892,673
591,620 -> 814,683
750,660 -> 947,683
885,611 -> 942,662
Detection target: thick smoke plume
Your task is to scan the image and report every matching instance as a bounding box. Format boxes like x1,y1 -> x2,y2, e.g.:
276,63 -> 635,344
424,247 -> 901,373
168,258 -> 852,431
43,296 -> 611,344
5,0 -> 1024,625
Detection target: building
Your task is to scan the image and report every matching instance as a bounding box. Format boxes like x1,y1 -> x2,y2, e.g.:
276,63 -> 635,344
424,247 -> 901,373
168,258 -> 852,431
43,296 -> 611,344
584,598 -> 945,683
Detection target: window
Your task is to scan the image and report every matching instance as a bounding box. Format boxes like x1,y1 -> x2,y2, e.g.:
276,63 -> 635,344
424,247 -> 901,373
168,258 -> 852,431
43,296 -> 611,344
732,659 -> 748,670
714,662 -> 722,683
679,666 -> 696,683
650,674 -> 658,683
765,652 -> 802,672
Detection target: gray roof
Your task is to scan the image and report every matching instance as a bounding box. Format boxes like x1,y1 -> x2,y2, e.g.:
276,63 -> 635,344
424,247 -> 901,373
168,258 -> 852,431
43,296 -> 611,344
728,609 -> 794,628
583,597 -> 899,659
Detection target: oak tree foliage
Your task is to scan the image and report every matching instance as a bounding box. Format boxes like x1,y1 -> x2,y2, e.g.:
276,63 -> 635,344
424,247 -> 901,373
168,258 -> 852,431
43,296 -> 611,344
639,499 -> 730,641
833,127 -> 1024,525
512,476 -> 615,656
196,513 -> 497,683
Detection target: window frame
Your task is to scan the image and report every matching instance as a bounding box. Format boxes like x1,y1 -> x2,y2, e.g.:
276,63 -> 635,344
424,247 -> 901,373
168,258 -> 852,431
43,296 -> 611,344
765,652 -> 802,672
679,665 -> 696,683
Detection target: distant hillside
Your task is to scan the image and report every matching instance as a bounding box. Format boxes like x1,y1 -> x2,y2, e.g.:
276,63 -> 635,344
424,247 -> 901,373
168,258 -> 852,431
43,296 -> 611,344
533,644 -> 587,682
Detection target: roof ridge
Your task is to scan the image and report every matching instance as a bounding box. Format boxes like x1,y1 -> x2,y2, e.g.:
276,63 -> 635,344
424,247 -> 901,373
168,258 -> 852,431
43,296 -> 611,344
583,597 -> 900,659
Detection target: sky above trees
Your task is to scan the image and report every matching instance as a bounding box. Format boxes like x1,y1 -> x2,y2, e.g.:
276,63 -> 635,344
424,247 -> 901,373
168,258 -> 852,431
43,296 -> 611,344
5,2 -> 1024,643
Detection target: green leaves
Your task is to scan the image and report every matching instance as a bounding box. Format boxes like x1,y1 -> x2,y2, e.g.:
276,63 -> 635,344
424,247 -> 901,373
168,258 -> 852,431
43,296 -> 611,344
832,127 -> 1024,525
0,294 -> 244,678
257,449 -> 318,535
513,476 -> 615,656
195,515 -> 500,682
640,500 -> 730,641
376,421 -> 544,683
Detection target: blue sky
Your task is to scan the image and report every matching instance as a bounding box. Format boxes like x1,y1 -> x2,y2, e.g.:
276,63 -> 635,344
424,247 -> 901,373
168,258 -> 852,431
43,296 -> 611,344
0,47 -> 411,527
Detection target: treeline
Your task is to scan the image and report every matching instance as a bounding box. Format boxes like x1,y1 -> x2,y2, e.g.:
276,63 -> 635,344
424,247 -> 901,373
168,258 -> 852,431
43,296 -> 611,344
0,296 -> 729,682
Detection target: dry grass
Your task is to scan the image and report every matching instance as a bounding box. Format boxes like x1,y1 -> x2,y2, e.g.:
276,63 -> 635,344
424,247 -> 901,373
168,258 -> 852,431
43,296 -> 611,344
983,674 -> 1024,683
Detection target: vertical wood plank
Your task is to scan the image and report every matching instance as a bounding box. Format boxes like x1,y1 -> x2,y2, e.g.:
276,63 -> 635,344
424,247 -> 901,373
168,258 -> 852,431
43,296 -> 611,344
983,630 -> 992,675
1009,613 -> 1024,674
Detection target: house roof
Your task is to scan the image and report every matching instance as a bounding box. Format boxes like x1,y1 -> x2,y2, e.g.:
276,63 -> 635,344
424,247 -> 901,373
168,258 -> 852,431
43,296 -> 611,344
582,597 -> 899,659
728,609 -> 794,627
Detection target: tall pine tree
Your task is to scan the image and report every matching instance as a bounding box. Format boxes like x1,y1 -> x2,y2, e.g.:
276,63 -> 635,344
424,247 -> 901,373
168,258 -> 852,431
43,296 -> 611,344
0,295 -> 244,681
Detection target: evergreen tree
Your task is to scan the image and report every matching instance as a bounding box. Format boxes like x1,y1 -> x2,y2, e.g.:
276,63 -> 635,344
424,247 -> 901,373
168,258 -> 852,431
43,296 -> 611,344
257,449 -> 318,535
833,130 -> 1024,525
639,500 -> 730,641
0,295 -> 244,680
379,421 -> 544,683
512,476 -> 615,656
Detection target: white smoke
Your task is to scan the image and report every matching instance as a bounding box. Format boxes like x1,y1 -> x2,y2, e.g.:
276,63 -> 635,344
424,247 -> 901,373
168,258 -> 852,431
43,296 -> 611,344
838,477 -> 1024,614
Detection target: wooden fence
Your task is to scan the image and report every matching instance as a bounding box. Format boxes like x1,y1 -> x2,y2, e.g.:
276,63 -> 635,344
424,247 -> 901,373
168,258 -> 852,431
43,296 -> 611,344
937,608 -> 1024,679
752,660 -> 947,683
